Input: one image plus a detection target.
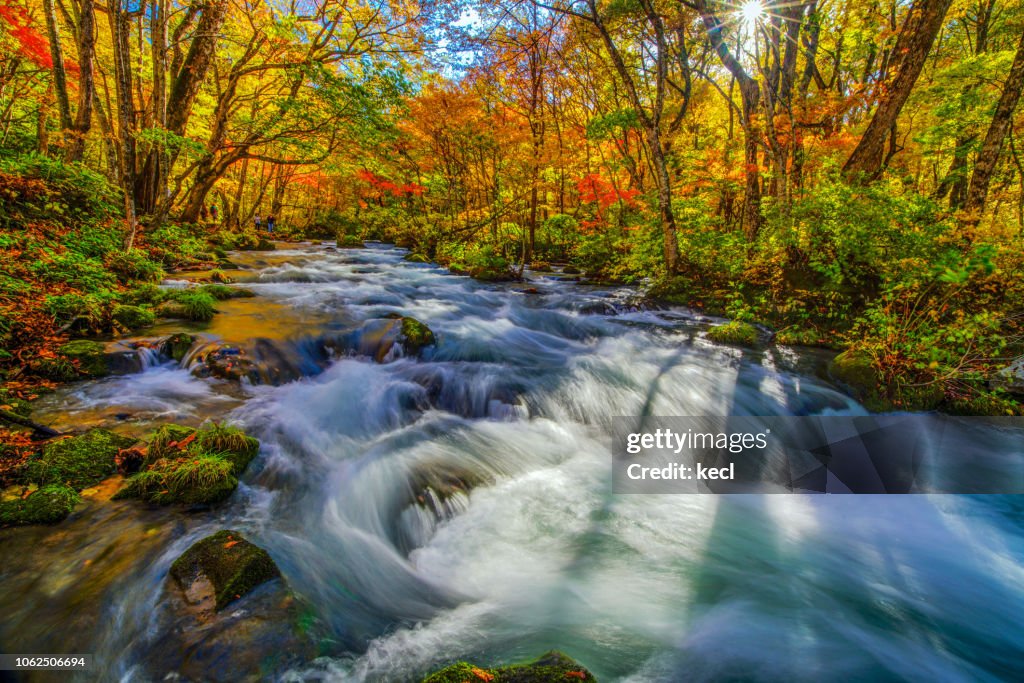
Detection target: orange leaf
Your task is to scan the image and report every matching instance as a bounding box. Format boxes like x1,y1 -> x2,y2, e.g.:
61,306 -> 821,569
565,673 -> 587,680
471,668 -> 494,682
224,540 -> 240,549
178,432 -> 197,449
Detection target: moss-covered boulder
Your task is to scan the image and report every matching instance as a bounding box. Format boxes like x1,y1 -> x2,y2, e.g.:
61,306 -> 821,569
169,530 -> 280,611
337,234 -> 365,248
828,350 -> 878,395
401,316 -> 436,354
112,304 -> 156,331
404,252 -> 430,263
115,423 -> 260,505
827,350 -> 943,412
161,333 -> 195,363
27,428 -> 135,489
561,265 -> 581,275
706,321 -> 759,347
255,238 -> 276,251
0,485 -> 79,526
423,651 -> 596,683
58,339 -> 109,377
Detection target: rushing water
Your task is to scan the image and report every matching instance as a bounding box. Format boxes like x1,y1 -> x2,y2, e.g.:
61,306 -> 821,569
3,244 -> 1023,682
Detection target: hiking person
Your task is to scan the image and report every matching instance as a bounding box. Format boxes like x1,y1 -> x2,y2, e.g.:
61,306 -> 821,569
254,213 -> 262,231
209,204 -> 219,223
266,214 -> 275,233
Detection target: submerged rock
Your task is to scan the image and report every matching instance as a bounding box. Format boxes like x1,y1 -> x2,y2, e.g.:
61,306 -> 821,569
334,316 -> 437,362
169,530 -> 280,612
0,484 -> 79,527
27,428 -> 135,490
422,651 -> 597,683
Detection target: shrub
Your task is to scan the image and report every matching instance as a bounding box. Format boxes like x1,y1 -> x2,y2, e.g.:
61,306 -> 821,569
30,249 -> 115,292
112,304 -> 156,330
107,249 -> 165,283
168,289 -> 216,321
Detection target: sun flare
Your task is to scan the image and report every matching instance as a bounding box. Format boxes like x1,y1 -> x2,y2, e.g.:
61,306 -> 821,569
739,0 -> 765,27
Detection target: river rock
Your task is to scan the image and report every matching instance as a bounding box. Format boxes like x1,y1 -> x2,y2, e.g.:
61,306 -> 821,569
0,484 -> 79,526
27,428 -> 135,490
169,530 -> 281,612
706,321 -> 759,347
335,316 -> 437,362
161,332 -> 196,363
992,356 -> 1024,396
422,650 -> 597,682
56,340 -> 109,378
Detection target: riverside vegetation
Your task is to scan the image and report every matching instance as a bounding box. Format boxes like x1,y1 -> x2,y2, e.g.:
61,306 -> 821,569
2,0 -> 1024,678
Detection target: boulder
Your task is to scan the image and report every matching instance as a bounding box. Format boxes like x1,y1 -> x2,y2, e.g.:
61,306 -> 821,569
706,321 -> 759,347
27,428 -> 135,490
161,332 -> 196,363
337,316 -> 437,362
58,340 -> 109,377
169,530 -> 281,611
992,357 -> 1024,396
0,484 -> 79,526
112,304 -> 156,331
404,252 -> 431,263
422,651 -> 596,683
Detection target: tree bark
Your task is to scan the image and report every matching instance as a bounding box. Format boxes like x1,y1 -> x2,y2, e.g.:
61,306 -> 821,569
42,0 -> 73,140
964,31 -> 1024,219
108,0 -> 138,247
843,0 -> 953,180
66,0 -> 96,162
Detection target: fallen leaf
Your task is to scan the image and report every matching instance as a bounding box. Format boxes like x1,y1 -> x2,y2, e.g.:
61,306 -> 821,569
471,668 -> 494,682
224,540 -> 240,549
565,672 -> 587,680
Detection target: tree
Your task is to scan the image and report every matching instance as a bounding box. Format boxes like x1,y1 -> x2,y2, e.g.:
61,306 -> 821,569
843,0 -> 954,180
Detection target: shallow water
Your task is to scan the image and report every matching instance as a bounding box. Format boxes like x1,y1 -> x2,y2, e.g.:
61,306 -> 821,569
3,244 -> 1023,682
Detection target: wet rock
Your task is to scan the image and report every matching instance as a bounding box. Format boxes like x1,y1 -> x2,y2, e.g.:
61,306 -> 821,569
169,530 -> 281,612
337,234 -> 366,248
992,356 -> 1024,396
27,428 -> 135,490
706,321 -> 759,347
58,340 -> 109,377
404,252 -> 431,263
334,316 -> 437,362
561,265 -> 581,275
147,423 -> 197,460
190,343 -> 259,382
0,485 -> 79,527
530,261 -> 553,272
161,332 -> 196,363
422,651 -> 597,683
112,304 -> 156,331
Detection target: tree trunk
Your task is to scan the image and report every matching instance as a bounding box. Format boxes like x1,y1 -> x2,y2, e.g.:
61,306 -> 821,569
42,0 -> 72,141
108,0 -> 138,247
65,0 -> 96,162
964,31 -> 1024,220
843,0 -> 953,180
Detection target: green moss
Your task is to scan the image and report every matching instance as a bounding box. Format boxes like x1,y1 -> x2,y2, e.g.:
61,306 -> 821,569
400,316 -> 436,353
27,429 -> 135,489
112,304 -> 156,330
30,356 -> 79,381
164,289 -> 216,321
829,351 -> 878,397
706,321 -> 759,347
58,339 -> 109,377
255,238 -> 276,251
192,423 -> 260,475
404,252 -> 430,263
161,333 -> 195,363
210,269 -> 232,284
199,284 -> 256,300
169,530 -> 280,611
337,234 -> 365,248
116,453 -> 237,505
0,485 -> 79,526
944,392 -> 1023,417
147,423 -> 197,460
423,651 -> 596,683
775,326 -> 822,347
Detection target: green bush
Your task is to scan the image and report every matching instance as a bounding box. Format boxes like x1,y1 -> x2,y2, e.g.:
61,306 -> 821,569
30,249 -> 115,292
168,290 -> 216,322
107,249 -> 165,283
112,304 -> 156,330
0,154 -> 121,226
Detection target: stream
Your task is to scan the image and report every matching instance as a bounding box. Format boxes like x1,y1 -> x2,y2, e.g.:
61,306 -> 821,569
1,243 -> 1023,682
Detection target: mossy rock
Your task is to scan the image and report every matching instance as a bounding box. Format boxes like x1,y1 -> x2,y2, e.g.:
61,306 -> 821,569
400,316 -> 436,354
255,238 -> 276,251
169,530 -> 281,611
530,261 -> 553,272
470,266 -> 516,282
561,265 -> 581,275
112,304 -> 156,331
404,252 -> 430,263
58,339 -> 109,377
199,284 -> 256,301
114,453 -> 238,505
161,333 -> 195,363
828,351 -> 879,398
775,326 -> 822,347
28,429 -> 135,489
147,423 -> 198,460
192,423 -> 260,475
30,356 -> 79,381
210,269 -> 233,284
0,485 -> 79,527
337,234 -> 365,248
706,321 -> 759,347
423,651 -> 596,683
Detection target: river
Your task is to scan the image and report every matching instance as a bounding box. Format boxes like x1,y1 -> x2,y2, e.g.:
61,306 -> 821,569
1,243 -> 1022,682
